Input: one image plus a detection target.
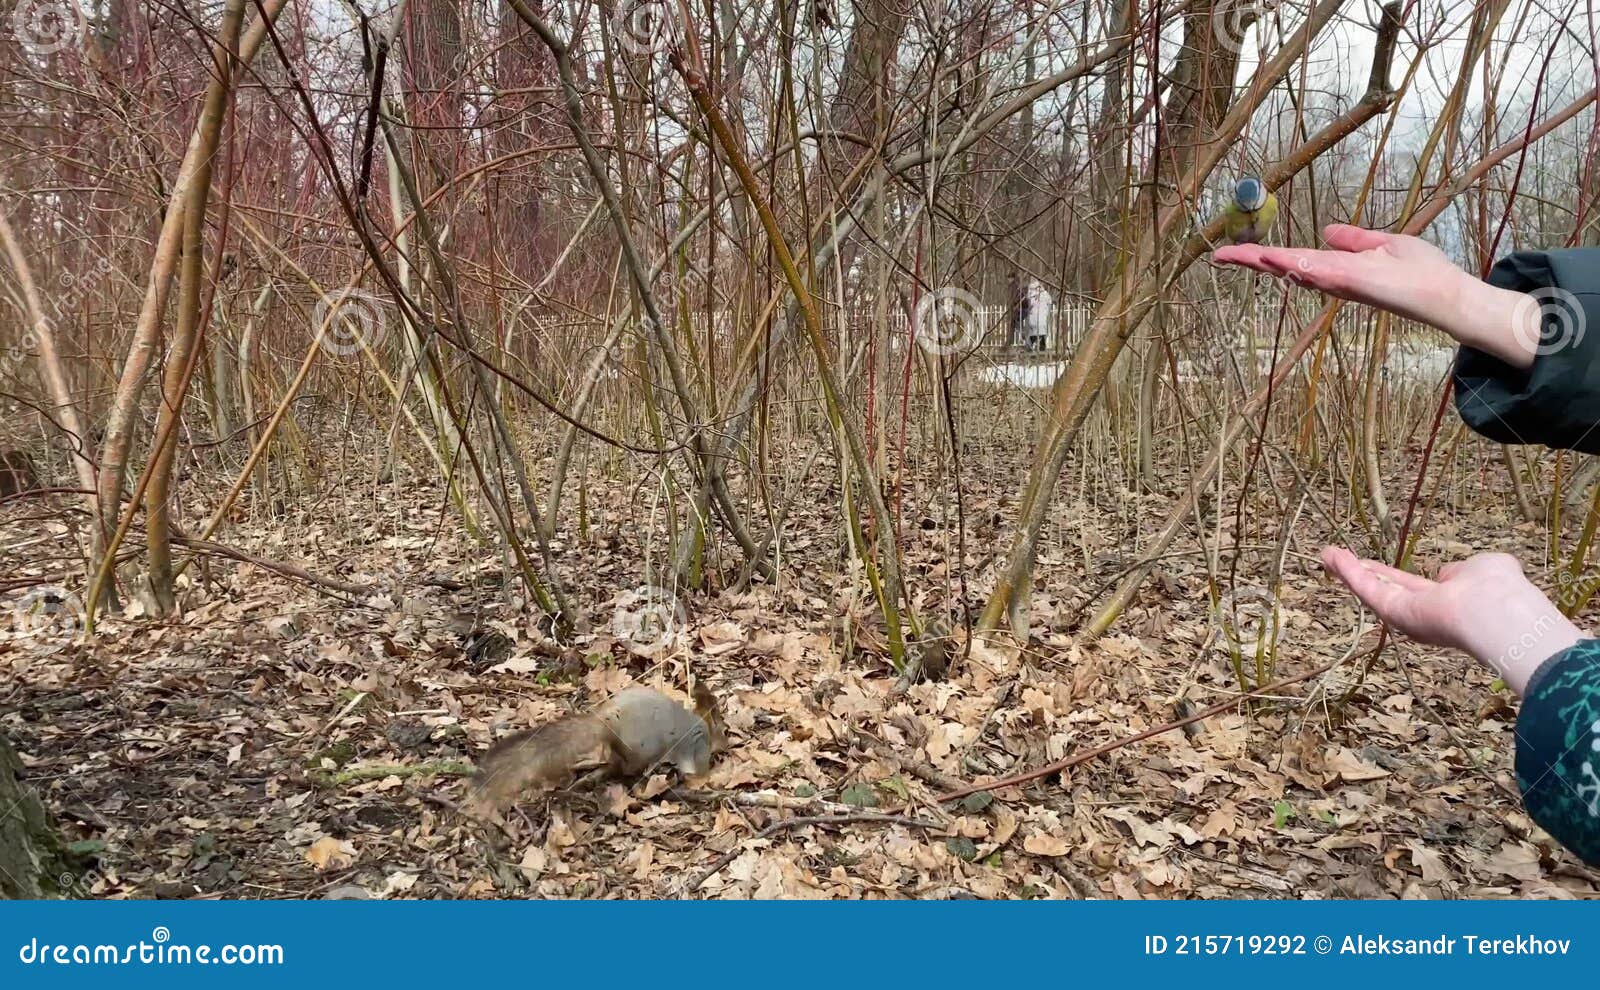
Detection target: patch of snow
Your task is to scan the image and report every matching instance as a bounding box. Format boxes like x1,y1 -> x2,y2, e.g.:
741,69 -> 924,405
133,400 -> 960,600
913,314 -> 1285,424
975,345 -> 1457,391
979,361 -> 1068,388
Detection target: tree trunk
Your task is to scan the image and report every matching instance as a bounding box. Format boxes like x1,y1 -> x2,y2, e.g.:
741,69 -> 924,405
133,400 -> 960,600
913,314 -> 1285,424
146,0 -> 249,615
0,211 -> 98,516
0,734 -> 76,900
88,0 -> 289,621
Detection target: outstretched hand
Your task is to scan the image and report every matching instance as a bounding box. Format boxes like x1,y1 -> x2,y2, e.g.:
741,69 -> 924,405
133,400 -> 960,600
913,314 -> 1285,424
1212,223 -> 1538,369
1321,548 -> 1520,653
1320,547 -> 1580,694
1214,224 -> 1464,327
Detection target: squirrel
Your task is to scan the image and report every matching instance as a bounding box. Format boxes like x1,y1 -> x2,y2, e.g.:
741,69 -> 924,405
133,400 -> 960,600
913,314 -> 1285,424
470,684 -> 725,812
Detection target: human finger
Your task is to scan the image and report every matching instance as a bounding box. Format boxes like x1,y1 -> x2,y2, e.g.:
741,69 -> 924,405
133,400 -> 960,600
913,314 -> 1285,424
1216,245 -> 1330,280
1322,223 -> 1393,253
1320,546 -> 1416,623
1212,244 -> 1271,267
1353,556 -> 1434,592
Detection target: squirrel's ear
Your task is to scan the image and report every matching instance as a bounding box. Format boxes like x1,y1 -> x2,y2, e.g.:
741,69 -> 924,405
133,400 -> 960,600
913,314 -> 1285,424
691,681 -> 718,718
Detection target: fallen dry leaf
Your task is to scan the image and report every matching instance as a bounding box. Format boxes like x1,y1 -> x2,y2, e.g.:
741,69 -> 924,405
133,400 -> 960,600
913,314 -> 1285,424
305,836 -> 354,873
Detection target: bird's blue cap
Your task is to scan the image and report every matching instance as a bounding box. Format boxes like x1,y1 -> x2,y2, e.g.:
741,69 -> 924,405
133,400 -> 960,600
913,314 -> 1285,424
1234,176 -> 1267,211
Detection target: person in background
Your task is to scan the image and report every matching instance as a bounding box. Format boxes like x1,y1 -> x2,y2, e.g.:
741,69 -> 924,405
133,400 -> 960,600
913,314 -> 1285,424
1007,268 -> 1029,350
1216,224 -> 1600,868
1025,276 -> 1055,353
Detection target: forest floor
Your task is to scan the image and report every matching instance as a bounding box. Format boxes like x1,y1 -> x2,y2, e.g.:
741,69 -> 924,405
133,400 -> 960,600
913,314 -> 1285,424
4,417 -> 1599,900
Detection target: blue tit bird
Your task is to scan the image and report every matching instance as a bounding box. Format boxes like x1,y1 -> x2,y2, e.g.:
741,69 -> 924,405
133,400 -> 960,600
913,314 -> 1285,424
1222,176 -> 1277,245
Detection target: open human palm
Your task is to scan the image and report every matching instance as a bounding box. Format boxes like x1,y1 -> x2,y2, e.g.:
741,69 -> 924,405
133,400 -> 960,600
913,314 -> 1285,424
1320,548 -> 1579,693
1321,548 -> 1515,651
1214,223 -> 1464,326
1212,222 -> 1539,369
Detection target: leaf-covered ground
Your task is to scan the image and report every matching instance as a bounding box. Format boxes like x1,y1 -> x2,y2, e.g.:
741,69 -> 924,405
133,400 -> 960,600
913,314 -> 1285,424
4,428 -> 1598,900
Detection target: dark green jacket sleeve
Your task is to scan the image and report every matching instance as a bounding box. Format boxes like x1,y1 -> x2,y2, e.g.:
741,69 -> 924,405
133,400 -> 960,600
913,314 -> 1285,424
1515,639 -> 1600,866
1454,248 -> 1600,452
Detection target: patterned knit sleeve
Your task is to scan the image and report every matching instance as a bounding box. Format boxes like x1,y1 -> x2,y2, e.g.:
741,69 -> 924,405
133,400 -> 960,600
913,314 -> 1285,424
1515,639 -> 1600,866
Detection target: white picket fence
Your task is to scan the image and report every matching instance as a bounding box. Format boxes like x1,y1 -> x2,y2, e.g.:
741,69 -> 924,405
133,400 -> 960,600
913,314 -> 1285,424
882,303 -> 1095,354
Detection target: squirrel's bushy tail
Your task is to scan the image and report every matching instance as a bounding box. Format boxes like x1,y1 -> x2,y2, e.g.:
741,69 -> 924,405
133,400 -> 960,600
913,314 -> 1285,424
470,714 -> 612,811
